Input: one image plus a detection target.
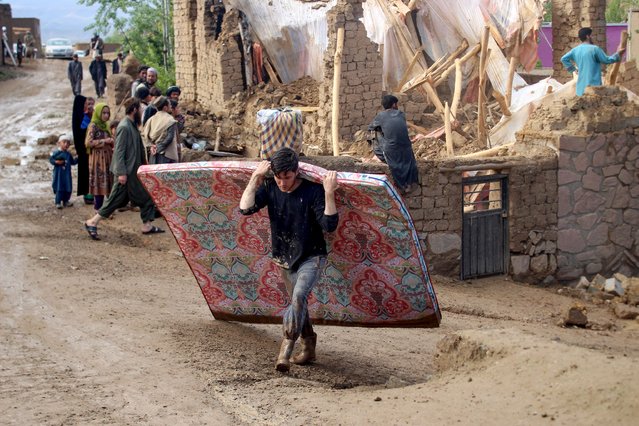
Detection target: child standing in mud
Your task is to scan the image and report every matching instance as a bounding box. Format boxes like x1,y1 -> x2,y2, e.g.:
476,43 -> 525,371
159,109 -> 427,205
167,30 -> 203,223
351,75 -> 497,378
49,134 -> 78,209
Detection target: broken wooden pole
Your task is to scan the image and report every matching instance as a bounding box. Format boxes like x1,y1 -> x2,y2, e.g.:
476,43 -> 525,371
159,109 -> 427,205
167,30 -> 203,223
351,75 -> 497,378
434,43 -> 480,87
422,82 -> 445,114
331,26 -> 345,156
444,102 -> 454,156
477,26 -> 490,146
608,30 -> 628,85
492,90 -> 511,117
451,58 -> 462,119
263,58 -> 281,86
396,45 -> 424,91
506,56 -> 517,107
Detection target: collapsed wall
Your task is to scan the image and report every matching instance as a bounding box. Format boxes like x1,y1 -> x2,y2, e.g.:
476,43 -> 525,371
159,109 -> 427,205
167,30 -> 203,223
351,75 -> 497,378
174,0 -> 244,113
309,0 -> 384,154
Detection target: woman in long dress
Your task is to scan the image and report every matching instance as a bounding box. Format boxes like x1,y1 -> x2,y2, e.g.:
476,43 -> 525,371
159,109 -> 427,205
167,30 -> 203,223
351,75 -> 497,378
85,103 -> 114,212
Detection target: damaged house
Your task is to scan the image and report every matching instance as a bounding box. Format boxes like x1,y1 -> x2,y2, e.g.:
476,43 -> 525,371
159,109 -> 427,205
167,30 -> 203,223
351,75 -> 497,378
170,0 -> 639,283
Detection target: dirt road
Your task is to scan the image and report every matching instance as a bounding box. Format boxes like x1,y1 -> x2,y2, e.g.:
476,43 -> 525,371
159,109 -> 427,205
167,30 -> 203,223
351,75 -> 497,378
1,61 -> 638,425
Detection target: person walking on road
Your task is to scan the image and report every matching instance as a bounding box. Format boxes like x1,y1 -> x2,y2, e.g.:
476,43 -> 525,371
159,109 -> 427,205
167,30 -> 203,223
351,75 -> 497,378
89,54 -> 107,98
84,98 -> 163,240
68,53 -> 83,96
561,27 -> 625,96
112,52 -> 123,75
239,148 -> 339,372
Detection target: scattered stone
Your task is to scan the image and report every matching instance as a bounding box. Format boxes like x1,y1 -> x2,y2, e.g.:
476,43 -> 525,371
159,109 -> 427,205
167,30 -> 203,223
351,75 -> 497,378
604,277 -> 624,297
374,396 -> 382,402
590,274 -> 606,291
614,303 -> 639,320
564,304 -> 588,327
614,273 -> 629,284
576,276 -> 590,290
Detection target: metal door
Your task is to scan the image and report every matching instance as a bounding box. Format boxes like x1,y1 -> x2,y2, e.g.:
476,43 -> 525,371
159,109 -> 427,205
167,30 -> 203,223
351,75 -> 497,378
461,173 -> 508,279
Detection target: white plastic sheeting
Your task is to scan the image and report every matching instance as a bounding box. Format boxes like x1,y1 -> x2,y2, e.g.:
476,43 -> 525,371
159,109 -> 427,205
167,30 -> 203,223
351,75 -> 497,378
361,0 -> 545,95
226,0 -> 336,84
489,78 -> 570,146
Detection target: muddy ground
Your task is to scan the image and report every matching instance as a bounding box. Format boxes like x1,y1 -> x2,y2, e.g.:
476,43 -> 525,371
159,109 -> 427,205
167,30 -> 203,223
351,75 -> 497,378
1,60 -> 638,425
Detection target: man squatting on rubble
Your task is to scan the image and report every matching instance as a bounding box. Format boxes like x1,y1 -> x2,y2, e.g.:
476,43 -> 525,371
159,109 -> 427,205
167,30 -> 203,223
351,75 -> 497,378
561,27 -> 625,96
239,148 -> 339,372
368,94 -> 419,193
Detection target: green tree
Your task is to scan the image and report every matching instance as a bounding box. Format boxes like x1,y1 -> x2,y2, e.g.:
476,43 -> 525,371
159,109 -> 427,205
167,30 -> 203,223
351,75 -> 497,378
78,0 -> 175,90
606,0 -> 639,23
543,1 -> 552,22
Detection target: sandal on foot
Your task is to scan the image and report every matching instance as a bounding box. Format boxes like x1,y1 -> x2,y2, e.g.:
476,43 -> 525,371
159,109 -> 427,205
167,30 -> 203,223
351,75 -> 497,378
142,226 -> 165,235
84,223 -> 100,240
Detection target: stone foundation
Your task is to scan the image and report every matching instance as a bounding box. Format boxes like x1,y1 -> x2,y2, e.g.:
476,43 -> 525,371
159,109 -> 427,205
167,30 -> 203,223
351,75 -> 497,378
557,132 -> 639,280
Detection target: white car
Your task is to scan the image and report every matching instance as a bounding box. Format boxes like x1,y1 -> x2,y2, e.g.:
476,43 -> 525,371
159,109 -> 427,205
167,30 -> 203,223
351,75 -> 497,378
44,38 -> 74,59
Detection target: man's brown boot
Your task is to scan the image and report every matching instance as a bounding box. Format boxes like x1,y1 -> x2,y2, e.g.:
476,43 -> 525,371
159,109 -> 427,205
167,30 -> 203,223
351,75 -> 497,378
291,333 -> 317,365
275,339 -> 295,372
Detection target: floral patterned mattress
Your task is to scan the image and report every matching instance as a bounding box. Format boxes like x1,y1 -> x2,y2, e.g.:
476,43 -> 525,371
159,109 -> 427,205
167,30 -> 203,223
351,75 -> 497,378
138,161 -> 441,327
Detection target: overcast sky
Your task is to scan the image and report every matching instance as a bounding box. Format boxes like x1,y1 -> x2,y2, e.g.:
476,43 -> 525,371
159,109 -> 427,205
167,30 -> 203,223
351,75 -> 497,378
11,0 -> 99,43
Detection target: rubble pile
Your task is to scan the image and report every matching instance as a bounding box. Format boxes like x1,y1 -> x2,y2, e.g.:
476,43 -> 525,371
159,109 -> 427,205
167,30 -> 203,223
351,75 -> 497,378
517,86 -> 639,149
182,77 -> 320,157
567,273 -> 639,321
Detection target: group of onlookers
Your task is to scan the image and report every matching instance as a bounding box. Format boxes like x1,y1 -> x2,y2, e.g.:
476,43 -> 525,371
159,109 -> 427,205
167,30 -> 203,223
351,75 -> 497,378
53,55 -> 187,240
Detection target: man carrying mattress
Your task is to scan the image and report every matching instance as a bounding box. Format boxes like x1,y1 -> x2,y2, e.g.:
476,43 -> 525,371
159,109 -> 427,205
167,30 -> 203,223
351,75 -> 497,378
239,148 -> 339,372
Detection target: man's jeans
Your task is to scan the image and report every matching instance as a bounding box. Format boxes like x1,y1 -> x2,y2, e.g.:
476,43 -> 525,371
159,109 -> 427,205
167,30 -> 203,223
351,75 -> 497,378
281,256 -> 326,341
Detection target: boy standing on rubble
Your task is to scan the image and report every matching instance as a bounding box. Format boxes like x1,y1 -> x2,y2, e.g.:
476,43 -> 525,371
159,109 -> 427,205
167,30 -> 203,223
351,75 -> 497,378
239,148 -> 339,372
561,27 -> 625,96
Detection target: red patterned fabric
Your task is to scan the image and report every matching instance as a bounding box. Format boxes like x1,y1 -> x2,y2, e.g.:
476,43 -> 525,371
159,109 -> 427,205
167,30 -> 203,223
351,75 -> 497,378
138,161 -> 441,327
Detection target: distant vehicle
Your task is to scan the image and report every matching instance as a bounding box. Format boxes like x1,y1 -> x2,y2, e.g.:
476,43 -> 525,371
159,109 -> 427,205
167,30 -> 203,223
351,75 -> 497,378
44,38 -> 74,59
74,50 -> 86,58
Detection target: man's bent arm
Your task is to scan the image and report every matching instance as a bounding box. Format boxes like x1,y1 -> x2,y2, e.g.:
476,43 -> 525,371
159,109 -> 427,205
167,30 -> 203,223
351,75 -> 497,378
595,47 -> 620,65
239,161 -> 270,212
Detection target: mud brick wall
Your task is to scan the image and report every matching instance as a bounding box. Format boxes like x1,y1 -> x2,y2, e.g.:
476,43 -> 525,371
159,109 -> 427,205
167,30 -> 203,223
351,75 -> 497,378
315,0 -> 384,152
552,0 -> 607,82
399,157 -> 558,278
619,60 -> 639,94
556,133 -> 639,280
174,0 -> 244,113
174,0 -> 198,101
508,158 -> 559,283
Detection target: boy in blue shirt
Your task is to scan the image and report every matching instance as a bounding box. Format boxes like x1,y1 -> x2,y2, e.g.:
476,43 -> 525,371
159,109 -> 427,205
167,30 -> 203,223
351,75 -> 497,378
49,135 -> 78,209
